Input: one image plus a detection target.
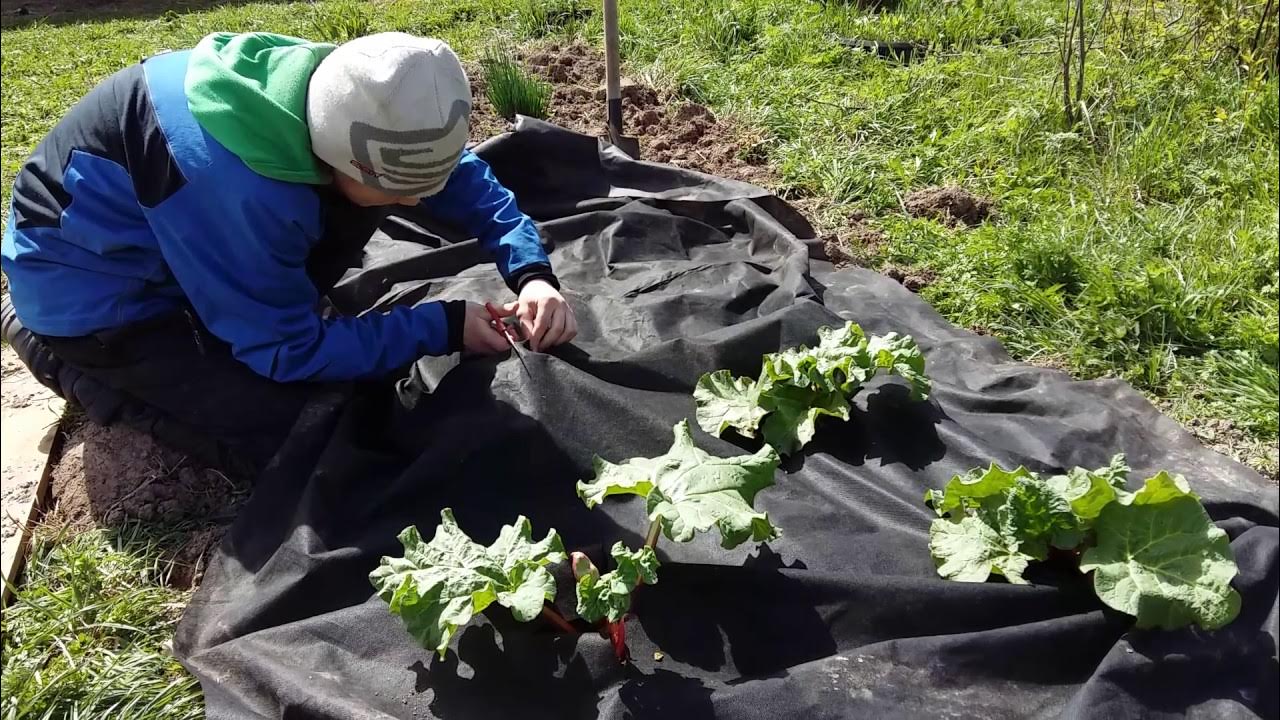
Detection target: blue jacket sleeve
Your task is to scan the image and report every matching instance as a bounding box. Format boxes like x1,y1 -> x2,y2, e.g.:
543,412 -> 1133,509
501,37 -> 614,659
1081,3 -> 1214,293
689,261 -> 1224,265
149,188 -> 460,383
419,151 -> 556,292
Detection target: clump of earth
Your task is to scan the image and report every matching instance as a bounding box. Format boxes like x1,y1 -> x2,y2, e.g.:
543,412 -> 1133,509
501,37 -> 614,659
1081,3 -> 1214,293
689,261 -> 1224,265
904,185 -> 993,226
469,41 -> 775,187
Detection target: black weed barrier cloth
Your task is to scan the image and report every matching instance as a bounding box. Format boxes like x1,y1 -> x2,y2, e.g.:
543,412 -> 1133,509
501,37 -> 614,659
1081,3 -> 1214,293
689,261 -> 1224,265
174,120 -> 1279,720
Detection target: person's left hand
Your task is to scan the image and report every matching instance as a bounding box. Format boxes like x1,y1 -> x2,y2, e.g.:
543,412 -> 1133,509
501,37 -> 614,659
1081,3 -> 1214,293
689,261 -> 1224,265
504,279 -> 577,352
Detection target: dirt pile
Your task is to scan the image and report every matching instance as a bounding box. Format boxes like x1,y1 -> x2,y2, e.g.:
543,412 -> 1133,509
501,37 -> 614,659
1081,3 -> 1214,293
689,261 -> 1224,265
48,420 -> 247,529
469,42 -> 775,187
820,211 -> 886,270
904,186 -> 993,226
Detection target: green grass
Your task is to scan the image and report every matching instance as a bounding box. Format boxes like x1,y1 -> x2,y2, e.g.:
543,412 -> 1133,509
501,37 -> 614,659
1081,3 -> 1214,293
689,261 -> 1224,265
482,45 -> 552,119
1,526 -> 203,719
1,0 -> 1275,464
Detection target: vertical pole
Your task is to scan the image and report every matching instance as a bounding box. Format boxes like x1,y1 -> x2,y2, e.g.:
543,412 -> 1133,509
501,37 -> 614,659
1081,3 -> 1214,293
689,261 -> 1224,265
603,0 -> 623,141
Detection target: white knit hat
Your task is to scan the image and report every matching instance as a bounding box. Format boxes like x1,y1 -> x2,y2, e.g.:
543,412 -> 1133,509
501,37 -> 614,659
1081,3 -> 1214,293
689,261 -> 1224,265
307,33 -> 471,197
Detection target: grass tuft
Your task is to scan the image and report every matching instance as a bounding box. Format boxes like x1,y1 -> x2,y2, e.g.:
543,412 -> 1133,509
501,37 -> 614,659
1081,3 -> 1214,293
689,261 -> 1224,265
694,1 -> 761,57
482,46 -> 552,120
515,0 -> 592,39
308,0 -> 371,43
1,525 -> 203,719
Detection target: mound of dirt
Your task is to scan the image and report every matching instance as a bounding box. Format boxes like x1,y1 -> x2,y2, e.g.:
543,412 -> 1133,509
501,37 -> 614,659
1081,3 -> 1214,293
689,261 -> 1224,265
904,186 -> 993,227
820,212 -> 886,269
48,420 -> 247,530
882,264 -> 937,292
469,42 -> 775,188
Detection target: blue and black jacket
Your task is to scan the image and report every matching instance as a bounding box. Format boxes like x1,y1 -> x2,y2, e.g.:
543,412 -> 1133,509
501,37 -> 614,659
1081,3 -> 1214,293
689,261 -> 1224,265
2,39 -> 554,383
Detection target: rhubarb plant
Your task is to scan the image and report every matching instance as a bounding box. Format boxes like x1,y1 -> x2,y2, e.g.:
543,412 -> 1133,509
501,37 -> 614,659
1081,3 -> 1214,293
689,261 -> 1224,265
925,457 -> 1242,631
695,321 -> 931,454
370,510 -> 566,658
573,420 -> 782,657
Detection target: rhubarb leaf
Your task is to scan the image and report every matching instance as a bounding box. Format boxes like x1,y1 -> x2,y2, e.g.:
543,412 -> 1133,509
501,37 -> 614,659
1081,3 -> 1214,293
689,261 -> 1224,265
930,515 -> 1032,584
370,510 -> 565,657
929,463 -> 1030,518
577,420 -> 781,548
576,543 -> 661,623
694,370 -> 766,438
1080,492 -> 1240,630
758,384 -> 850,455
694,322 -> 931,455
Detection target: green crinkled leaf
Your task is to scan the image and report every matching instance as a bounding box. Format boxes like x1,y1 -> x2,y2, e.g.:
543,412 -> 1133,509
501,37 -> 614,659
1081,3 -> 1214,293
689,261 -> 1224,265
693,322 -> 931,455
925,457 -> 1243,632
929,516 -> 1032,584
370,510 -> 565,658
927,463 -> 1082,578
993,477 -> 1082,559
576,455 -> 661,508
694,370 -> 766,439
1080,495 -> 1241,630
1094,454 -> 1131,489
758,384 -> 850,455
576,543 -> 661,623
864,332 -> 931,400
1045,469 -> 1118,522
1117,471 -> 1196,506
578,421 -> 781,548
930,463 -> 1033,517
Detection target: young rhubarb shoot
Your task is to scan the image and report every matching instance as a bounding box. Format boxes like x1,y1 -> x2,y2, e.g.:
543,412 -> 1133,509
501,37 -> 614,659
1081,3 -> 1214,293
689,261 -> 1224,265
572,544 -> 660,662
370,509 -> 567,658
576,543 -> 660,624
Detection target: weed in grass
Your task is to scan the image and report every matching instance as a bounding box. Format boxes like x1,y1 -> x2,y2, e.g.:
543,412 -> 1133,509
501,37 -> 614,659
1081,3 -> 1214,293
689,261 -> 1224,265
1,525 -> 203,719
309,0 -> 372,43
482,46 -> 552,120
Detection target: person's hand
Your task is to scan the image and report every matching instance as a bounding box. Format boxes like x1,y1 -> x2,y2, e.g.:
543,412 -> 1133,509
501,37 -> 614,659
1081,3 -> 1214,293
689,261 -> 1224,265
462,301 -> 511,355
504,279 -> 577,352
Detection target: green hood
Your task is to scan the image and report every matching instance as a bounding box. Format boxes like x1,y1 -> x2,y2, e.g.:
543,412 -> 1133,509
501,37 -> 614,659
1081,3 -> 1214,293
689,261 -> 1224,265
186,32 -> 336,185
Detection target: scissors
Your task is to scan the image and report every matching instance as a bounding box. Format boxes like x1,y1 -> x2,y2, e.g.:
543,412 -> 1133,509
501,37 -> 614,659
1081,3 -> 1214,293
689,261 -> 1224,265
485,302 -> 533,377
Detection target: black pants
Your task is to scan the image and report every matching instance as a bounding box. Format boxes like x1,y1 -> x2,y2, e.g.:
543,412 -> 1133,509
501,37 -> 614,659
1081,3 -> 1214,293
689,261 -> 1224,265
2,194 -> 392,479
3,297 -> 322,479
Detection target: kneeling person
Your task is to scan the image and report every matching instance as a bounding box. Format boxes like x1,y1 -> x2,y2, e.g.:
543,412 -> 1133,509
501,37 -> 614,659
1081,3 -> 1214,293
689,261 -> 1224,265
1,31 -> 576,476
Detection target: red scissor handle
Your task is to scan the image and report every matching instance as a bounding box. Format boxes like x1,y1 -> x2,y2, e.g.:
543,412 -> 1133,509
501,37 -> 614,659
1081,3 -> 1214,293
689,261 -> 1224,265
484,302 -> 519,344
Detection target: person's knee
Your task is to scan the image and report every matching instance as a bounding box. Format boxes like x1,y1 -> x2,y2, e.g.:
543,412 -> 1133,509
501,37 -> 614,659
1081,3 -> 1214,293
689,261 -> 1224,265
3,297 -> 68,398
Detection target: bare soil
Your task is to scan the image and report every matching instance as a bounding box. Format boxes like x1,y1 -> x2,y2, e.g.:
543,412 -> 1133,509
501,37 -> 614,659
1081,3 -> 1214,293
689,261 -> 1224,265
469,41 -> 777,188
45,418 -> 247,587
904,185 -> 994,227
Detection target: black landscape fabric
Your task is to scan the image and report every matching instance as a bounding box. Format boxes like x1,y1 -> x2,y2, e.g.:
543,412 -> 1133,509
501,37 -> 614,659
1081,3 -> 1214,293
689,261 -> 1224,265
173,120 -> 1279,720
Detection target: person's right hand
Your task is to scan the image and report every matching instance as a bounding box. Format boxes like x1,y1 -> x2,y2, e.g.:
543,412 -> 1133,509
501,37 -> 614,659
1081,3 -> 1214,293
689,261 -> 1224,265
461,301 -> 512,355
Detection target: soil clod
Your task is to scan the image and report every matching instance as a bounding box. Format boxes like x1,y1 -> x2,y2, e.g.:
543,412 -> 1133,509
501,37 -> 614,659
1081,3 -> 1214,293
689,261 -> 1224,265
904,186 -> 993,227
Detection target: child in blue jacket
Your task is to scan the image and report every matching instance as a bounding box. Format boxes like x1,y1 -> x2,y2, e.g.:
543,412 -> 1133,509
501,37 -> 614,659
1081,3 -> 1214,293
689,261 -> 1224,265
1,32 -> 576,475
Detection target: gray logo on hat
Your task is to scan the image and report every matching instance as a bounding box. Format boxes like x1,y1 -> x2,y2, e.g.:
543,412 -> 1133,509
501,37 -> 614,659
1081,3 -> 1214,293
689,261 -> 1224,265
348,99 -> 471,196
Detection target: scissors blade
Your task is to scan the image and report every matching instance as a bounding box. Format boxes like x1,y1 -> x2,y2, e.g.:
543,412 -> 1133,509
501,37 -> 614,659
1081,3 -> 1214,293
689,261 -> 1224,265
485,302 -> 533,378
508,339 -> 533,377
